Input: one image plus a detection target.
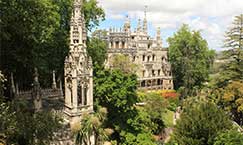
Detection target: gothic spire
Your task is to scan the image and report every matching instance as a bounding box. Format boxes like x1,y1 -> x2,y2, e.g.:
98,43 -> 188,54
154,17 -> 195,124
124,15 -> 131,32
143,5 -> 148,34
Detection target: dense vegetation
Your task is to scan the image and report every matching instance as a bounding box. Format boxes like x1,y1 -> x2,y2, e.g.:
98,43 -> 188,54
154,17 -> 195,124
168,24 -> 215,98
0,0 -> 242,144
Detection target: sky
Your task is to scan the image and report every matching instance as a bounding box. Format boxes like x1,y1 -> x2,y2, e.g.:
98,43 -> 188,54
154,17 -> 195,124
95,0 -> 243,51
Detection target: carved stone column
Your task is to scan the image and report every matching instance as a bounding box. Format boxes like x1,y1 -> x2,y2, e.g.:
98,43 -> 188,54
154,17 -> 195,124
33,68 -> 42,112
52,70 -> 57,89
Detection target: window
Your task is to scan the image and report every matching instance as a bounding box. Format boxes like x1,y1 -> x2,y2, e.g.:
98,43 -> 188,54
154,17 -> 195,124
132,36 -> 135,40
152,70 -> 155,76
122,41 -> 125,48
148,44 -> 151,49
143,55 -> 145,61
152,54 -> 155,61
133,56 -> 136,62
147,56 -> 150,62
158,70 -> 161,76
142,70 -> 145,77
84,86 -> 87,105
141,80 -> 145,87
115,41 -> 119,49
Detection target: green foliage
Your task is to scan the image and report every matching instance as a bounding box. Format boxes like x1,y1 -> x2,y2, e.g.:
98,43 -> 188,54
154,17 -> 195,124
94,67 -> 158,143
82,0 -> 105,31
94,66 -> 138,131
0,0 -> 105,90
214,49 -> 243,88
167,24 -> 215,97
173,98 -> 232,145
141,93 -> 167,134
8,100 -> 63,145
224,14 -> 243,49
162,110 -> 174,127
0,71 -> 6,98
120,131 -> 156,145
87,37 -> 107,66
110,54 -> 139,74
0,0 -> 62,87
214,129 -> 243,145
0,102 -> 17,144
212,81 -> 243,126
76,107 -> 108,145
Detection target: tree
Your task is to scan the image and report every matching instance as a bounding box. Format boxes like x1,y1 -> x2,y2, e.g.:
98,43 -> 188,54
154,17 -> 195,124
0,0 -> 61,89
75,107 -> 108,145
91,29 -> 108,40
172,99 -> 232,145
214,15 -> 243,87
12,109 -> 62,145
109,54 -> 138,74
82,0 -> 105,31
140,92 -> 167,134
0,102 -> 17,145
94,66 -> 141,142
0,0 -> 105,94
213,81 -> 243,126
214,129 -> 243,145
167,24 -> 215,98
87,37 -> 107,67
120,132 -> 156,145
224,14 -> 243,50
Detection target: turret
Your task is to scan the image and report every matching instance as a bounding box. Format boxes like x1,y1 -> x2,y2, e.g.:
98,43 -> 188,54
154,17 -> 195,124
137,18 -> 142,32
156,27 -> 162,48
143,5 -> 148,34
124,15 -> 131,33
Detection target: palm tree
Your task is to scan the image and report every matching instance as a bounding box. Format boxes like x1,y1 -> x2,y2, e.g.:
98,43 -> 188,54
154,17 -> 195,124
75,107 -> 108,145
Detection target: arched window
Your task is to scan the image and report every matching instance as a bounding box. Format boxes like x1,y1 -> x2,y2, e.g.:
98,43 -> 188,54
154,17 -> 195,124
142,55 -> 145,61
147,56 -> 150,62
84,85 -> 87,105
152,54 -> 155,61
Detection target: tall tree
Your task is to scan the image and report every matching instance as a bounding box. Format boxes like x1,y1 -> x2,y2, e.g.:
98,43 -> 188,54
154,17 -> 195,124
224,14 -> 243,50
86,37 -> 107,67
167,24 -> 215,98
82,0 -> 105,31
172,98 -> 232,145
109,54 -> 138,74
93,66 -> 140,142
0,0 -> 105,94
214,14 -> 243,87
0,0 -> 61,89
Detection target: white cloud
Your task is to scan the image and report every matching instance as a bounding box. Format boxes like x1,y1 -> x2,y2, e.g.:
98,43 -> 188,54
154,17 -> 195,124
97,0 -> 243,50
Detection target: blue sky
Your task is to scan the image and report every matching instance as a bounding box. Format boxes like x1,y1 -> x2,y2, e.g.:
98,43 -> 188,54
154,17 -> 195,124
95,0 -> 243,51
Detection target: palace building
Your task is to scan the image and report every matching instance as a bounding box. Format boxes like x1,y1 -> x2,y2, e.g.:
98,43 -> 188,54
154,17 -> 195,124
105,11 -> 174,90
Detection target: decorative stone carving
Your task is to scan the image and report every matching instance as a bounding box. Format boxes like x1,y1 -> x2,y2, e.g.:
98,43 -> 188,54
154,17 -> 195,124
105,10 -> 173,90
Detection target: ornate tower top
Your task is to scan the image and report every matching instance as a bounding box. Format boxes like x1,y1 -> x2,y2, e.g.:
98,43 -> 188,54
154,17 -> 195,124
156,27 -> 162,47
64,0 -> 93,121
143,5 -> 148,34
137,18 -> 142,32
124,15 -> 131,33
70,0 -> 86,49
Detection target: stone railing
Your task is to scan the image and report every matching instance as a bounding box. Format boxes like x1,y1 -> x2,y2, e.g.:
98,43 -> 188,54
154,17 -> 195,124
16,88 -> 63,100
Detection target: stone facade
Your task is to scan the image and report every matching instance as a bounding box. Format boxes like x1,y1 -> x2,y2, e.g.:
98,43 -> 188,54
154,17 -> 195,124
64,0 -> 93,123
105,13 -> 174,90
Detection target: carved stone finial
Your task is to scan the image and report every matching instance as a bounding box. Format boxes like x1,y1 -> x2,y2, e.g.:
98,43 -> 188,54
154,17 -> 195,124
34,67 -> 39,84
52,70 -> 57,89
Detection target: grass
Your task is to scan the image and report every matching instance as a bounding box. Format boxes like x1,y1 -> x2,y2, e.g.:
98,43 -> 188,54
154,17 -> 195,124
163,109 -> 174,127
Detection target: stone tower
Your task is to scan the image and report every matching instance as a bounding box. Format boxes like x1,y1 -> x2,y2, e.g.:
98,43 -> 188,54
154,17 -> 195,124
64,0 -> 93,122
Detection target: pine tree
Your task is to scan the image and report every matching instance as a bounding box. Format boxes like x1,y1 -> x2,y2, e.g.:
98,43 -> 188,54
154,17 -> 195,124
225,14 -> 243,50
